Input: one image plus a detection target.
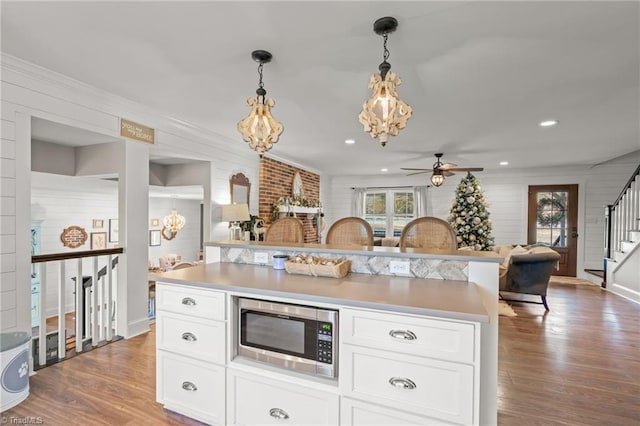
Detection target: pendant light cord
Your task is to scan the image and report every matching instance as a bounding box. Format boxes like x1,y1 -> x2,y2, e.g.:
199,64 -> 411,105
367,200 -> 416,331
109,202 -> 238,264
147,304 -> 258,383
383,33 -> 390,62
257,62 -> 264,89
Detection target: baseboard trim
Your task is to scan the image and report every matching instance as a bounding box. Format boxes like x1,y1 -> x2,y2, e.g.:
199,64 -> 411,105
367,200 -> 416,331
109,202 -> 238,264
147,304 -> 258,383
125,317 -> 150,339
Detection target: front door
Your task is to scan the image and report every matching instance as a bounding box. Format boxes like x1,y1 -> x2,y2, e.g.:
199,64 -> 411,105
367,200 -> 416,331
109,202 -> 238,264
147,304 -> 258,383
527,185 -> 578,276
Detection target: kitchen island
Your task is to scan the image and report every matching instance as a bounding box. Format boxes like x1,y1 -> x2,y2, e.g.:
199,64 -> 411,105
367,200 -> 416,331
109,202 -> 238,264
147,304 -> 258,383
154,241 -> 500,425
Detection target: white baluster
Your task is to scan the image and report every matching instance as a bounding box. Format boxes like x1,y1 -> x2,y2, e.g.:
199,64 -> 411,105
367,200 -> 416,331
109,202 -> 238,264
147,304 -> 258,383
38,262 -> 47,367
91,256 -> 98,346
58,260 -> 66,360
106,255 -> 113,341
75,258 -> 83,353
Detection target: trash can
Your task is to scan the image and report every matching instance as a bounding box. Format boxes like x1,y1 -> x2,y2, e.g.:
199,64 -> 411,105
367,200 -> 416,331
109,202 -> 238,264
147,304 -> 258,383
1,332 -> 31,411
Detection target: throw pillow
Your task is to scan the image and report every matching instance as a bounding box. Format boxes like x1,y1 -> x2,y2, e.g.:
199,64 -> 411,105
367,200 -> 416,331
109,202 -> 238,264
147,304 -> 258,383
502,245 -> 528,268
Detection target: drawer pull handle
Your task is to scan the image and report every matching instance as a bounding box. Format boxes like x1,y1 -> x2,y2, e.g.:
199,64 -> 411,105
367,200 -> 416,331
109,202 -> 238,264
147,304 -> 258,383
181,297 -> 197,306
389,377 -> 417,390
182,381 -> 198,392
181,332 -> 197,342
389,330 -> 417,341
269,408 -> 290,420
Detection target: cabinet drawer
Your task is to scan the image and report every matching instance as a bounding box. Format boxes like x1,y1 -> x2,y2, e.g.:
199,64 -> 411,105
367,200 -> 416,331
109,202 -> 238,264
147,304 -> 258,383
156,311 -> 226,364
227,368 -> 339,425
157,351 -> 225,425
156,283 -> 225,320
341,345 -> 475,425
341,308 -> 476,364
341,397 -> 457,426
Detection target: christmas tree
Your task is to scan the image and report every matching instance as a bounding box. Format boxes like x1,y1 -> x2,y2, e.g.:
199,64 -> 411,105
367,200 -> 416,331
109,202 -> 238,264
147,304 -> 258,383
448,173 -> 494,250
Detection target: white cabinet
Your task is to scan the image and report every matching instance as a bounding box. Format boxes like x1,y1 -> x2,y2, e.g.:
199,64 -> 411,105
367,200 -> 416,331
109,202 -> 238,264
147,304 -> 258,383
156,282 -> 227,425
154,285 -> 482,426
227,368 -> 339,426
341,398 -> 458,426
340,308 -> 480,426
157,351 -> 226,425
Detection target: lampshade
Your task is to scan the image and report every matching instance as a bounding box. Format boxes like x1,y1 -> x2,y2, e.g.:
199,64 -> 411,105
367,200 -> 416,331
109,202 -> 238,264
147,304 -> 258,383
222,203 -> 250,223
359,17 -> 412,147
163,209 -> 186,233
237,50 -> 284,157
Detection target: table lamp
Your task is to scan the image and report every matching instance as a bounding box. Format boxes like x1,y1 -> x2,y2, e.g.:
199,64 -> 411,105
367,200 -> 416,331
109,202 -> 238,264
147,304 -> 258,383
222,203 -> 250,240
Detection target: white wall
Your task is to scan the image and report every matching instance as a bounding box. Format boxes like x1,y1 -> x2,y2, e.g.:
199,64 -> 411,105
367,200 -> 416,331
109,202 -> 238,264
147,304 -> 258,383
31,173 -> 119,317
328,150 -> 640,280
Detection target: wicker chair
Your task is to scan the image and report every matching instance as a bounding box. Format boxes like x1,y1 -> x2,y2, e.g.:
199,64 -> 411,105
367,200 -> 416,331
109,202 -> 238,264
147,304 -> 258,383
326,217 -> 374,246
264,217 -> 305,243
399,217 -> 457,251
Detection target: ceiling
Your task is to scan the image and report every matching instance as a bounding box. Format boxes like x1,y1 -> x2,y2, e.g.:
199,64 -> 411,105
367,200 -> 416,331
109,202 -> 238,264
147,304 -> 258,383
2,1 -> 638,176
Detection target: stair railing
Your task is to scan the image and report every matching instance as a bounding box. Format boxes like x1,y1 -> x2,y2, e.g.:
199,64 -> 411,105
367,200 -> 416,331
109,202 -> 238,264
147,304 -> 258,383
605,164 -> 640,277
31,248 -> 123,368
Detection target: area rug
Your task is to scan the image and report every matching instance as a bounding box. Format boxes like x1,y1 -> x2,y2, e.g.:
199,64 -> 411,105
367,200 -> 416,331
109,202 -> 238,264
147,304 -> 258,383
498,300 -> 517,317
549,276 -> 600,286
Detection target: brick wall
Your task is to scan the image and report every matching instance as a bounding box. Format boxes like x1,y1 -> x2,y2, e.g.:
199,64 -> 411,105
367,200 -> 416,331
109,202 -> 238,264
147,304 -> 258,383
259,157 -> 320,243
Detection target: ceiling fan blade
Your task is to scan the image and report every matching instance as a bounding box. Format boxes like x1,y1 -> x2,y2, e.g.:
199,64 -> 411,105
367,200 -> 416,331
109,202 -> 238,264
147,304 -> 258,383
443,171 -> 456,177
438,162 -> 458,170
445,167 -> 484,172
400,167 -> 431,171
405,171 -> 430,176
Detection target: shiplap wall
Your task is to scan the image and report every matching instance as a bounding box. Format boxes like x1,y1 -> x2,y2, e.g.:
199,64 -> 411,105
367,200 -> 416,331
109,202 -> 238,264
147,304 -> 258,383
0,54 -> 273,334
328,150 -> 640,280
0,111 -> 17,330
30,173 -> 202,317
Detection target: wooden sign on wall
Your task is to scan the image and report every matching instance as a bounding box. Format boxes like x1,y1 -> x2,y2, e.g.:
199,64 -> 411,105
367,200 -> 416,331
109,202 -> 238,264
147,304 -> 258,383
60,226 -> 88,248
120,118 -> 155,144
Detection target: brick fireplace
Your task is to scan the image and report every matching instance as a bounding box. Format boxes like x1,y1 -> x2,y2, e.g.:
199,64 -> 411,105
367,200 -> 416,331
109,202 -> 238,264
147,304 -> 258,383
259,157 -> 320,243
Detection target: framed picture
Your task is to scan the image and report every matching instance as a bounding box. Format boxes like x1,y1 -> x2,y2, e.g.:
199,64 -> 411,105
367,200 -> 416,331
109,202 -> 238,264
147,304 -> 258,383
149,230 -> 161,247
151,218 -> 160,227
92,219 -> 104,228
109,219 -> 119,242
90,232 -> 107,250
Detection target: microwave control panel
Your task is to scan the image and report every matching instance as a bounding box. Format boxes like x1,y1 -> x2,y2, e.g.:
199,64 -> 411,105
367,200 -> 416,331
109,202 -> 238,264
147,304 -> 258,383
317,323 -> 333,364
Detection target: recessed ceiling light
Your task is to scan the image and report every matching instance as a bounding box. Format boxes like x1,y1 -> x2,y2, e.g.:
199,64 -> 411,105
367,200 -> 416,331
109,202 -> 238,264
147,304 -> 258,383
500,161 -> 509,166
539,119 -> 558,127
345,139 -> 356,144
381,168 -> 388,172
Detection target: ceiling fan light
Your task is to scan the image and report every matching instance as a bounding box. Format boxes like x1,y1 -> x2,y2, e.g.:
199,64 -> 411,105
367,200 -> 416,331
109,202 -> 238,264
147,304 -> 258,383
431,170 -> 446,187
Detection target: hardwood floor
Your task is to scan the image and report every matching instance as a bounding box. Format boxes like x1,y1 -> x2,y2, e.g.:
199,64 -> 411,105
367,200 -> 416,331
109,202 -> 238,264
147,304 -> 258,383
2,282 -> 638,425
498,282 -> 640,425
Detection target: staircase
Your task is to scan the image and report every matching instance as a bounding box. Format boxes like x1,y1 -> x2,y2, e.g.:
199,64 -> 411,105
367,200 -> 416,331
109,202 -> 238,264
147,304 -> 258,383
605,165 -> 640,303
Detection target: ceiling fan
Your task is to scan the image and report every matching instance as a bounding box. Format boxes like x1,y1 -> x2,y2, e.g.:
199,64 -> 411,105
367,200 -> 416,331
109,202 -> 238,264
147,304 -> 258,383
401,153 -> 484,187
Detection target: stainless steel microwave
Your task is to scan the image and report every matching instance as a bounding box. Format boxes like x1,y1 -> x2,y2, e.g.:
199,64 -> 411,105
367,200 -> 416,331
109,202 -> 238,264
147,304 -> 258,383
237,298 -> 338,379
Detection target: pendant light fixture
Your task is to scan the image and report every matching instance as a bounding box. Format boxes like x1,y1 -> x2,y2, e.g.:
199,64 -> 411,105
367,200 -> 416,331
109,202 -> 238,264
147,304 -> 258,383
163,209 -> 186,234
359,17 -> 412,147
237,50 -> 284,157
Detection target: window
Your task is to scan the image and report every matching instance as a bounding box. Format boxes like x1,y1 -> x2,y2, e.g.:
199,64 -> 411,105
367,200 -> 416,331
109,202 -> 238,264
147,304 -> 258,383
365,190 -> 414,237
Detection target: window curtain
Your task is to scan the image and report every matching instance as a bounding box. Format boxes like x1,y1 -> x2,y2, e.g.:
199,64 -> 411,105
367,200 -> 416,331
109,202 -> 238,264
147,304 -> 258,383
351,188 -> 367,217
414,185 -> 430,217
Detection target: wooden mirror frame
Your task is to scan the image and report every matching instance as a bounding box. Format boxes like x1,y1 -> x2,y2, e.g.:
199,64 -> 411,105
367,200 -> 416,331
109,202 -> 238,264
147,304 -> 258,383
230,172 -> 251,207
161,226 -> 176,241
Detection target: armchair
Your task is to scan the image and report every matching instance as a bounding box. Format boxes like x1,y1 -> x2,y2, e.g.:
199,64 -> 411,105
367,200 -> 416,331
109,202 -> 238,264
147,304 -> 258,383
498,245 -> 560,310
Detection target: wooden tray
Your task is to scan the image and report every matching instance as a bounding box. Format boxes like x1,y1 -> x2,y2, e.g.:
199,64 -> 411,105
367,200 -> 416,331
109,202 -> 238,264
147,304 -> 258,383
284,259 -> 351,278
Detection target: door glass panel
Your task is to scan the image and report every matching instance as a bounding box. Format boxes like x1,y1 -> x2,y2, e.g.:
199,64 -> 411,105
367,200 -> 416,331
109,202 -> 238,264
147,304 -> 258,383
551,228 -> 567,247
536,191 -> 568,246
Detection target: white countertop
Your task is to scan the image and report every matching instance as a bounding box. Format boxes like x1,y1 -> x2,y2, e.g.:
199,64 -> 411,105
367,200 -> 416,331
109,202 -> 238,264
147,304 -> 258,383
152,262 -> 490,323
